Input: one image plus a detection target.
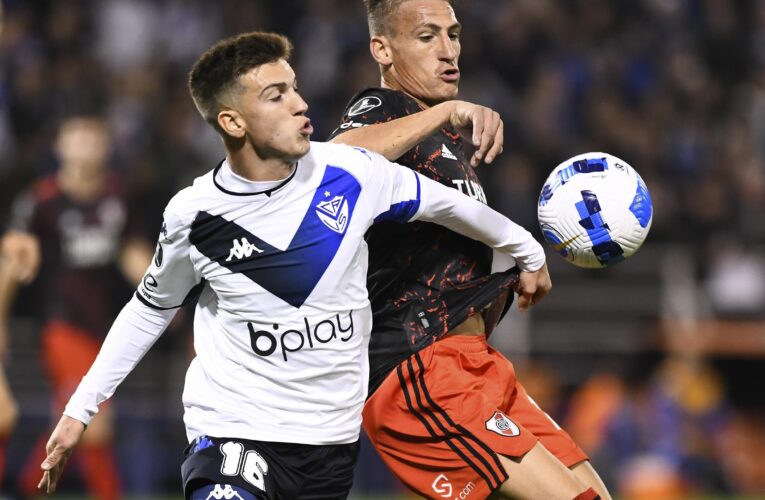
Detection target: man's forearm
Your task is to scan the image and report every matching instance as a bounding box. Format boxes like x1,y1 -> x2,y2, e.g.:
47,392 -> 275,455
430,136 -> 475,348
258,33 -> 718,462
119,238 -> 153,287
0,259 -> 19,341
330,102 -> 453,160
63,295 -> 176,425
413,173 -> 546,273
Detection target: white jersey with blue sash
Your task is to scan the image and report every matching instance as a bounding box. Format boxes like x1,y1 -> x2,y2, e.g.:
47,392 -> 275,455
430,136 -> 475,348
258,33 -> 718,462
136,142 -> 422,445
63,141 -> 545,447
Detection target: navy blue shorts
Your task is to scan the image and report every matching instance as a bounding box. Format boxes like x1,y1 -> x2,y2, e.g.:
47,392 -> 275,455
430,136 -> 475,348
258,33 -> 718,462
181,435 -> 360,499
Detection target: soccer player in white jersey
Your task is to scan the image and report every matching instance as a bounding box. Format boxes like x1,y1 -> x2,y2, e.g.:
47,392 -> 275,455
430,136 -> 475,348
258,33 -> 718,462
35,32 -> 549,499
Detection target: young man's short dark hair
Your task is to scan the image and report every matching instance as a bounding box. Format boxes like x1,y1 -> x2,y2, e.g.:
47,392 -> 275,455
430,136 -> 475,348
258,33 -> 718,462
188,31 -> 292,127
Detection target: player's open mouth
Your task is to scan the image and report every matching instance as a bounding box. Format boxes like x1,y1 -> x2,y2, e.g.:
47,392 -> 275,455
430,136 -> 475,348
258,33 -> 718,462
441,68 -> 460,82
300,120 -> 314,136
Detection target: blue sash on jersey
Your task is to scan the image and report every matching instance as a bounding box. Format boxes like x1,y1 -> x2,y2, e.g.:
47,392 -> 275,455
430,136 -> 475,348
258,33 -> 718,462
189,166 -> 361,308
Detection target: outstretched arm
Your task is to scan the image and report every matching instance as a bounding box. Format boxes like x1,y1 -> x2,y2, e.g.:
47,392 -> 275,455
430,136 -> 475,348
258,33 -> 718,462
363,148 -> 549,311
38,296 -> 177,493
38,205 -> 198,493
331,100 -> 503,167
413,172 -> 550,310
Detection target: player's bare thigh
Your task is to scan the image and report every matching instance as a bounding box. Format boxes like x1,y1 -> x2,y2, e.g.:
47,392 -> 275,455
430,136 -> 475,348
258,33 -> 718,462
488,442 -> 587,500
571,460 -> 612,500
488,443 -> 612,500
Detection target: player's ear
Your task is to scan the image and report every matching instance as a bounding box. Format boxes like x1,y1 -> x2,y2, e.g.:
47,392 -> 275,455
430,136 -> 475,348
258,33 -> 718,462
217,109 -> 246,139
370,35 -> 393,66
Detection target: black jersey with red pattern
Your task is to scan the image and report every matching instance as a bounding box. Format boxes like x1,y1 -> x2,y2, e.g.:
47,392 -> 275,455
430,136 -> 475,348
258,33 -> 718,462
330,88 -> 519,395
10,175 -> 135,337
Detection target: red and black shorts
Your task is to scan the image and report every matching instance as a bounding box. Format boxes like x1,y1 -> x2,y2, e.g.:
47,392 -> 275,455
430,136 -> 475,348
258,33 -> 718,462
363,334 -> 587,499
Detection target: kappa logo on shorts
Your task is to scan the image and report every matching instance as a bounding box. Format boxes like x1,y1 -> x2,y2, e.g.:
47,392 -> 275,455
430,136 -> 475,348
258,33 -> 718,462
485,410 -> 520,437
206,484 -> 246,500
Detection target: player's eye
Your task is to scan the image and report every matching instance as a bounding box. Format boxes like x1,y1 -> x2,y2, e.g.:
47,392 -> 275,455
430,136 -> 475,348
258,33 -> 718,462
449,32 -> 460,41
418,34 -> 434,42
270,94 -> 283,102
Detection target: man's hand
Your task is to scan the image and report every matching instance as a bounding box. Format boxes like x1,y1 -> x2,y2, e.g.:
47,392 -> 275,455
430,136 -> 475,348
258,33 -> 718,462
515,263 -> 552,312
38,415 -> 86,494
1,230 -> 41,284
447,101 -> 504,167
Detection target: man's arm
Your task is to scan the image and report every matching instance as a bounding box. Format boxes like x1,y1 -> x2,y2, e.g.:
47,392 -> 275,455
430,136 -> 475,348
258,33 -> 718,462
0,230 -> 40,284
38,205 -> 198,493
0,258 -> 18,360
119,237 -> 154,287
331,100 -> 503,167
0,231 -> 40,358
39,296 -> 177,493
412,171 -> 550,310
363,147 -> 549,310
412,169 -> 545,271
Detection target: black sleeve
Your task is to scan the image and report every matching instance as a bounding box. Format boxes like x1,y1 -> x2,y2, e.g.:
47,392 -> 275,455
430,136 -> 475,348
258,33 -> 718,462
327,88 -> 413,140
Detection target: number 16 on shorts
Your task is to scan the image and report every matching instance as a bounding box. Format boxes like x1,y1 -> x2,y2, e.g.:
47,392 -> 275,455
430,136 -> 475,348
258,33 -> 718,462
220,441 -> 270,492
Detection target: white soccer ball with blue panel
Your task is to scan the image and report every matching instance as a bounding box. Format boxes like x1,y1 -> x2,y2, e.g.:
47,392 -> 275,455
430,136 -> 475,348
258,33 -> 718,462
537,152 -> 653,268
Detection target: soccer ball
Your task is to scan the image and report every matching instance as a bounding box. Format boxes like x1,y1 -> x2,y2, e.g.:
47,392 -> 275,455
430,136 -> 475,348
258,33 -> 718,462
537,152 -> 653,268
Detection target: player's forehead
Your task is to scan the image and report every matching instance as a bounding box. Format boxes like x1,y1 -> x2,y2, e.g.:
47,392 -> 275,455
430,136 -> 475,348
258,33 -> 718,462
391,0 -> 459,33
240,59 -> 296,94
59,118 -> 108,142
61,117 -> 105,133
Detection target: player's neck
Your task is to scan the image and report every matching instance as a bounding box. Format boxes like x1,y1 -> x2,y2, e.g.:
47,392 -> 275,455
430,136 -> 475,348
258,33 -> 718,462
380,80 -> 440,110
58,163 -> 105,203
226,147 -> 295,182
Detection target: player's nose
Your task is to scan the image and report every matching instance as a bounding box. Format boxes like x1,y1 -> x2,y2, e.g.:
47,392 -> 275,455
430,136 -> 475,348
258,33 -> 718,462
437,33 -> 458,61
292,91 -> 309,115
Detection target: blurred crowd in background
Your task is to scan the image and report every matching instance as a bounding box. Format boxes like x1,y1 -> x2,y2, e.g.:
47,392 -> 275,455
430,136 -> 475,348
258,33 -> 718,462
0,0 -> 764,498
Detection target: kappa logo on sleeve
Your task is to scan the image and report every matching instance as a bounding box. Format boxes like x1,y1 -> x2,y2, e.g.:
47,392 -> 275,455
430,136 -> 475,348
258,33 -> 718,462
485,410 -> 520,437
348,96 -> 382,117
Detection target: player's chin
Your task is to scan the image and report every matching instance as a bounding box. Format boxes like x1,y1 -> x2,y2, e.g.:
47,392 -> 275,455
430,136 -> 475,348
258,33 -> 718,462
295,135 -> 311,155
432,83 -> 459,102
279,138 -> 310,162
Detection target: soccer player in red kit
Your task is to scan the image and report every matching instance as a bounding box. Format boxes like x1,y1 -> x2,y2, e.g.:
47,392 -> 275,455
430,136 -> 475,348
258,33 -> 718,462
0,116 -> 152,499
330,1 -> 611,498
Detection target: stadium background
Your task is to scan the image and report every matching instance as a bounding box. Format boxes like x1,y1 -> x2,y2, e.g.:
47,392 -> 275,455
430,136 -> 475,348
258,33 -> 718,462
1,0 -> 764,498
